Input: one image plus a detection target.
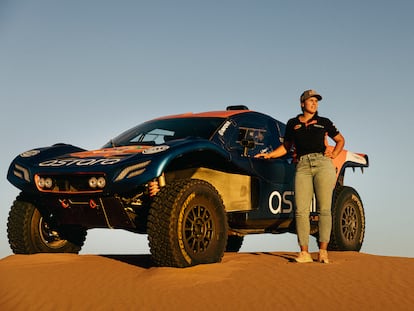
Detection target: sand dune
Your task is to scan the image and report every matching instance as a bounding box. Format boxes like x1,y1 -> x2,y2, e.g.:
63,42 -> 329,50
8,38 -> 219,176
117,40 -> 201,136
1,251 -> 413,311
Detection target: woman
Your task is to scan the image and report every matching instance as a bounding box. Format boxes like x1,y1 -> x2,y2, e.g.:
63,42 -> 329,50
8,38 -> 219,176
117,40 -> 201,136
255,90 -> 345,263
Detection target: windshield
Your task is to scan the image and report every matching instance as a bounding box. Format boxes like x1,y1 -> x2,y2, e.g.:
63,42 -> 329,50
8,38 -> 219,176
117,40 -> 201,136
103,117 -> 225,147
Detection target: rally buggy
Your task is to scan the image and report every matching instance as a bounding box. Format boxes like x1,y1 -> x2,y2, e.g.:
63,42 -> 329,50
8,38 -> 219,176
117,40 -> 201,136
7,106 -> 368,267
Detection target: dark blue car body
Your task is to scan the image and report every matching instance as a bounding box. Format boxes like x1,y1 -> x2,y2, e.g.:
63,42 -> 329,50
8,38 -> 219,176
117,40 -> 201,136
6,107 -> 369,267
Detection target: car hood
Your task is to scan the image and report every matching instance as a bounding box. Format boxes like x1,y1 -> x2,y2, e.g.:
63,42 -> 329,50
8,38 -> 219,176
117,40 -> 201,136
69,145 -> 154,158
26,145 -> 168,169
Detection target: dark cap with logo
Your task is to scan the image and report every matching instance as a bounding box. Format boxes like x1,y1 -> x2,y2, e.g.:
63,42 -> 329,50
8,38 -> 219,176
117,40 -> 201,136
300,89 -> 322,103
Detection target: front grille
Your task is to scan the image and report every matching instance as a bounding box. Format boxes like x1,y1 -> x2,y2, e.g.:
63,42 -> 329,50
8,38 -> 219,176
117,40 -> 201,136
35,173 -> 106,194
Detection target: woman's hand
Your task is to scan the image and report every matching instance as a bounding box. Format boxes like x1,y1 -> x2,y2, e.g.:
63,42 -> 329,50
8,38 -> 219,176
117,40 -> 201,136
326,133 -> 345,159
324,149 -> 335,159
255,144 -> 289,160
254,153 -> 270,159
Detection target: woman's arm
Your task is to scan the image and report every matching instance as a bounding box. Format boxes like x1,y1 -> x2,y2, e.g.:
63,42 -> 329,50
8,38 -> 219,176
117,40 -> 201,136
325,133 -> 345,159
255,141 -> 291,159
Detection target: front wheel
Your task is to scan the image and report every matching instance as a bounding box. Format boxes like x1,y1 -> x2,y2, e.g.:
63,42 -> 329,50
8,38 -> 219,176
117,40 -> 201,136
7,197 -> 87,254
148,179 -> 228,267
329,186 -> 365,251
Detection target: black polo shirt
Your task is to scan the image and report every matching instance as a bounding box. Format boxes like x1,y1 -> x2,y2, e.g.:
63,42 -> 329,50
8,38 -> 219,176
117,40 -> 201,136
284,113 -> 340,159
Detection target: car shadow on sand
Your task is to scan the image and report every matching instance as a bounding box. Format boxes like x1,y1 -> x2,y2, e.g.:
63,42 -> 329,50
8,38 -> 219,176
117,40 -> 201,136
101,251 -> 297,268
101,254 -> 154,269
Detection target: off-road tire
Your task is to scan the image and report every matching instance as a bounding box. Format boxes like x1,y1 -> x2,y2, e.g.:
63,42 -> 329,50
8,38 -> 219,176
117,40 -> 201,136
7,197 -> 87,254
148,179 -> 228,267
329,186 -> 365,251
226,235 -> 244,252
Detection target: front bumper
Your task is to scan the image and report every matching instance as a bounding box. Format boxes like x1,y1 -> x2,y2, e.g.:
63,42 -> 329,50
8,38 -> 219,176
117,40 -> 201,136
39,195 -> 136,230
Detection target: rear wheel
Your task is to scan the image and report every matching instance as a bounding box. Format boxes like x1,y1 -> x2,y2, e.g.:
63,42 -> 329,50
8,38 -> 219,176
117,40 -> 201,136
7,197 -> 87,254
148,179 -> 228,267
329,186 -> 365,251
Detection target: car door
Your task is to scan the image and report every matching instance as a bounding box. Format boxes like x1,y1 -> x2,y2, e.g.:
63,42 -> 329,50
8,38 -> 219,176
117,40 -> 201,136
223,112 -> 295,220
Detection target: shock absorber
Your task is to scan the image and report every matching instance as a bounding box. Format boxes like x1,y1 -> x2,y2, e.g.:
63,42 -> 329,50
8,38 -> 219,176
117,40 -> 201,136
148,180 -> 159,196
148,173 -> 166,196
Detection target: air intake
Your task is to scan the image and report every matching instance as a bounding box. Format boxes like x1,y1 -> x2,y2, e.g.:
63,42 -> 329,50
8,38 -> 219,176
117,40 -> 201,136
226,105 -> 249,110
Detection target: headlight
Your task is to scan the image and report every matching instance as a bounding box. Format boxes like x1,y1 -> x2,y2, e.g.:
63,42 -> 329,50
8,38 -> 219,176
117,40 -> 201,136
97,177 -> 106,188
37,178 -> 45,188
34,174 -> 106,193
37,177 -> 54,189
89,177 -> 98,188
44,177 -> 53,188
89,176 -> 106,189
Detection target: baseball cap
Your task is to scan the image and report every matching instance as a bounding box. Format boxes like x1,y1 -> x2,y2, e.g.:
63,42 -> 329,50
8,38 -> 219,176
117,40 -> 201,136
300,89 -> 322,102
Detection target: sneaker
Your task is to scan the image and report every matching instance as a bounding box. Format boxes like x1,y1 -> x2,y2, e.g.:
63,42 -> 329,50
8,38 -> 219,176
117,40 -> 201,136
318,249 -> 330,264
295,251 -> 313,263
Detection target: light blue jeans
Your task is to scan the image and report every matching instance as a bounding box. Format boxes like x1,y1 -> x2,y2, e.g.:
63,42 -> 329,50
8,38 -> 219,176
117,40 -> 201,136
294,153 -> 337,247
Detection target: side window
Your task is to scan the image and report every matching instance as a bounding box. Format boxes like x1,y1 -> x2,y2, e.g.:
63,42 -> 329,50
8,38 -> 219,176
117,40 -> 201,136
224,114 -> 286,157
237,127 -> 269,156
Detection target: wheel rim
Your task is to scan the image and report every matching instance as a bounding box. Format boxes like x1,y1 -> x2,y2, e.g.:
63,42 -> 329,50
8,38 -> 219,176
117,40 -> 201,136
38,217 -> 67,249
341,204 -> 358,241
183,205 -> 214,254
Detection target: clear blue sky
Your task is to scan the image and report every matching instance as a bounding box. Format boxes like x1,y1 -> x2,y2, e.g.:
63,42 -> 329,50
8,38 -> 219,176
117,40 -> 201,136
1,0 -> 413,258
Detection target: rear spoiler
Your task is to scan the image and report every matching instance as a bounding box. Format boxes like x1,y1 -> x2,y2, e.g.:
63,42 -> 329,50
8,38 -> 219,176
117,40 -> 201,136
329,147 -> 369,183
